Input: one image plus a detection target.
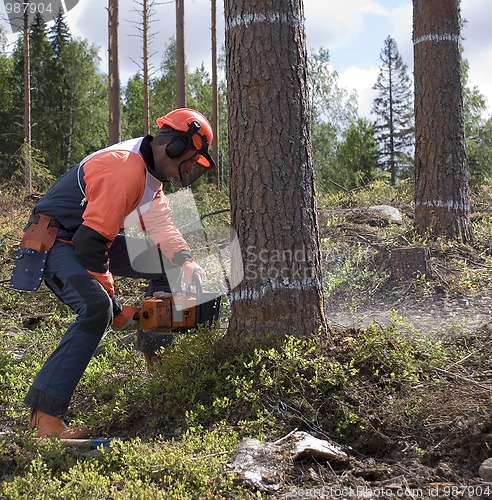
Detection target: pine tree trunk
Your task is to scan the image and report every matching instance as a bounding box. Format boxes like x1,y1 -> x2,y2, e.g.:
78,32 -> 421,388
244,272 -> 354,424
175,0 -> 186,108
23,7 -> 32,194
211,0 -> 220,187
143,0 -> 150,135
225,0 -> 328,339
413,0 -> 472,242
108,0 -> 121,145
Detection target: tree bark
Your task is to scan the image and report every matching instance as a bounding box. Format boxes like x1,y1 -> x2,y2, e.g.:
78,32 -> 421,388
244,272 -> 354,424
211,0 -> 220,187
390,247 -> 430,281
225,0 -> 328,338
143,0 -> 150,135
23,6 -> 32,194
108,0 -> 121,145
175,0 -> 186,108
413,0 -> 472,242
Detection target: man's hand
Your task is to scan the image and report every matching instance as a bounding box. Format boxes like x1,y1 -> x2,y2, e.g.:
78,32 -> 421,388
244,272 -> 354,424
112,304 -> 140,330
111,296 -> 123,316
88,269 -> 115,296
182,260 -> 205,285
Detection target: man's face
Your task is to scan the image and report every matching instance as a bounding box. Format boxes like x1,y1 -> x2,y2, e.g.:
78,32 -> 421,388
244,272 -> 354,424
152,141 -> 198,181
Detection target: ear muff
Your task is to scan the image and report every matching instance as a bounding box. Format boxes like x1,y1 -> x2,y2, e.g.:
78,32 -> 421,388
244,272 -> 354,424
165,120 -> 202,160
165,135 -> 191,159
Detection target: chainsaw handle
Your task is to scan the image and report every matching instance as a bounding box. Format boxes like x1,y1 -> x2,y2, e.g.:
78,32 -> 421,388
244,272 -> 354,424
183,270 -> 202,324
192,271 -> 204,325
191,269 -> 203,300
185,269 -> 203,293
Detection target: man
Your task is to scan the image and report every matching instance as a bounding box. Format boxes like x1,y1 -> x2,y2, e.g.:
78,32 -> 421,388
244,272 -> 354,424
11,108 -> 215,439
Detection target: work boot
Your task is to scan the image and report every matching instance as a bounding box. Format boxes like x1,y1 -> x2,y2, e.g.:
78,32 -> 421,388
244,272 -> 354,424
29,408 -> 91,439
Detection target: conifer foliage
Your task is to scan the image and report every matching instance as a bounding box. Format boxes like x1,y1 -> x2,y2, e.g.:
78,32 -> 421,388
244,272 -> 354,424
372,36 -> 414,185
2,10 -> 107,181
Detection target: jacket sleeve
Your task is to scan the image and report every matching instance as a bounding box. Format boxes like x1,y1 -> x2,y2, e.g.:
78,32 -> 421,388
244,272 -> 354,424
72,224 -> 111,273
140,190 -> 193,265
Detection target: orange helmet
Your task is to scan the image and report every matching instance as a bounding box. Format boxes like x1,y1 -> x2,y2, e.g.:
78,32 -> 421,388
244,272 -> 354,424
156,108 -> 215,168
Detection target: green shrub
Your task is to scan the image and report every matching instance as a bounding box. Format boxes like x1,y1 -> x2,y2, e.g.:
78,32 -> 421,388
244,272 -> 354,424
1,425 -> 242,499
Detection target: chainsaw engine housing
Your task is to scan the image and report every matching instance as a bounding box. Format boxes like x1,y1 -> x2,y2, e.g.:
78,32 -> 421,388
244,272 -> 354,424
139,292 -> 221,331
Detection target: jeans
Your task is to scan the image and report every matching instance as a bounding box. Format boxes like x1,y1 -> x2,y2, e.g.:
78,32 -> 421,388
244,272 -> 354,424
24,234 -> 181,416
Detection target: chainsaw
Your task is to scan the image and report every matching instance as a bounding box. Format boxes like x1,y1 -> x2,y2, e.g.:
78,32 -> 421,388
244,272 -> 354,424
113,272 -> 221,369
140,271 -> 221,329
113,271 -> 220,331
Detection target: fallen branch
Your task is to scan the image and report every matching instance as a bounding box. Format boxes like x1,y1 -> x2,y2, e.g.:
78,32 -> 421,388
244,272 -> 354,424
432,366 -> 492,390
200,208 -> 230,220
273,428 -> 299,445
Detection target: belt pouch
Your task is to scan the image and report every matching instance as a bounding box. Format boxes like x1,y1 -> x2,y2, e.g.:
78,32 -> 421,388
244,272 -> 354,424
10,214 -> 59,291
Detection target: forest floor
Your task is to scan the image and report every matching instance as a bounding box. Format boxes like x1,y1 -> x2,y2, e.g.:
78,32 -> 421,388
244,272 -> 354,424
2,181 -> 492,498
311,190 -> 492,499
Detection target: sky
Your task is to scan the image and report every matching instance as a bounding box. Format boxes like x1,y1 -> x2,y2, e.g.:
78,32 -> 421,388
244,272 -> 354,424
1,0 -> 491,120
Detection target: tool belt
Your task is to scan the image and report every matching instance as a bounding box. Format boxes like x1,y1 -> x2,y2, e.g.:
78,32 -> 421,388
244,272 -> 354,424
21,213 -> 61,251
10,213 -> 61,291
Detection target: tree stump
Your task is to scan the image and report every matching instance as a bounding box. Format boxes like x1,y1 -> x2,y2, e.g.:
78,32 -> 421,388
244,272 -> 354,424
390,246 -> 430,281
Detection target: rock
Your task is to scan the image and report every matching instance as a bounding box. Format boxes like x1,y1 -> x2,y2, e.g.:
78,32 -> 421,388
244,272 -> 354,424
333,205 -> 403,227
369,205 -> 403,224
230,438 -> 283,492
479,457 -> 492,481
230,432 -> 350,492
286,431 -> 349,463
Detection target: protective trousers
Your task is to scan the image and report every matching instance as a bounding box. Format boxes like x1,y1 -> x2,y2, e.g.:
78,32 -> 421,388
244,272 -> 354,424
24,234 -> 181,417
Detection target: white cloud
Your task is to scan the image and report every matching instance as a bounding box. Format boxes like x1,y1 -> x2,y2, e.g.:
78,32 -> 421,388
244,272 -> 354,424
63,0 -> 180,80
361,1 -> 390,16
305,0 -> 381,50
461,0 -> 492,116
390,3 -> 413,67
467,46 -> 492,115
338,65 -> 380,119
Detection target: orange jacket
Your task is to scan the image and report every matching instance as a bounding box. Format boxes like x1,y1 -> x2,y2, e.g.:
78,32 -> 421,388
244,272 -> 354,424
31,137 -> 192,296
81,148 -> 190,263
